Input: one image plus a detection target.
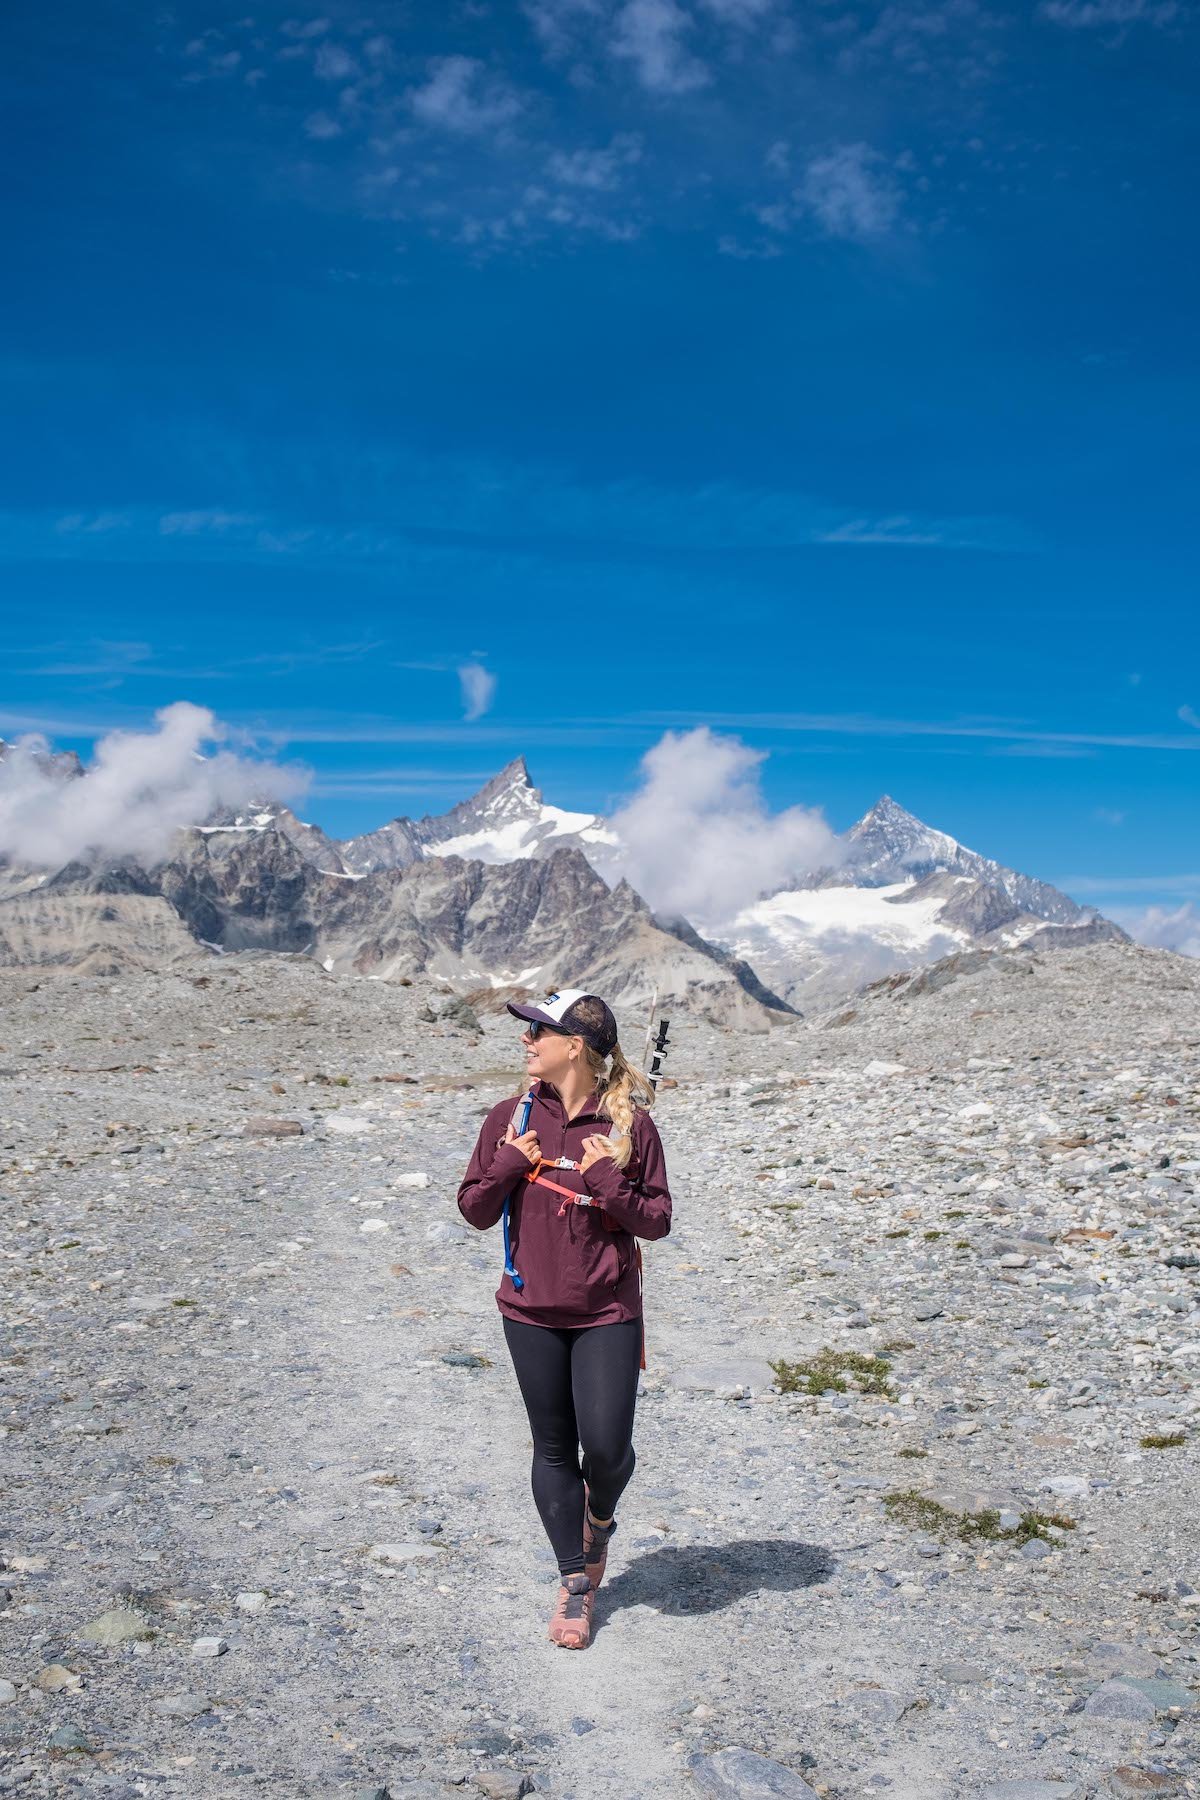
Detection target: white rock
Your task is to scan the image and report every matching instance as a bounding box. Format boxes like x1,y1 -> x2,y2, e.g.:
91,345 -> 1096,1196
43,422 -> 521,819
1041,1475 -> 1089,1499
359,1218 -> 389,1233
368,1542 -> 443,1564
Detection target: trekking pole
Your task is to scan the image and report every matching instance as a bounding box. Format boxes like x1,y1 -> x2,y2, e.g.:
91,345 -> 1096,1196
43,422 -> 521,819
502,1087 -> 533,1290
646,1014 -> 671,1091
642,986 -> 659,1075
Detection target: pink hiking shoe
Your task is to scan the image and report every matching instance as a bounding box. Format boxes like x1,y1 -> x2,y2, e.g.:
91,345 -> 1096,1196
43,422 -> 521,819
547,1572 -> 595,1649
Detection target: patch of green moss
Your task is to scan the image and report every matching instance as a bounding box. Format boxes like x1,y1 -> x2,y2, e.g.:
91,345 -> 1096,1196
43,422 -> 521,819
1140,1431 -> 1186,1450
923,1229 -> 944,1241
944,1209 -> 967,1220
883,1488 -> 1076,1545
1028,1378 -> 1049,1389
954,1239 -> 971,1249
896,1447 -> 928,1459
769,1347 -> 898,1400
884,1229 -> 910,1239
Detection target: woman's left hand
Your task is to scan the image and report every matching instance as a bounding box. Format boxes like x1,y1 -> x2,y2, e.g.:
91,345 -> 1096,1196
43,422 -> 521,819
579,1133 -> 615,1175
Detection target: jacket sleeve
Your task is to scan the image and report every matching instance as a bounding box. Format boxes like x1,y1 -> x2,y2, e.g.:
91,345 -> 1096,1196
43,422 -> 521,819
580,1109 -> 672,1242
457,1114 -> 535,1231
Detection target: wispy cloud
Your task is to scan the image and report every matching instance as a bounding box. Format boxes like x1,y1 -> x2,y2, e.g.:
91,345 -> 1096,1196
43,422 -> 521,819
458,661 -> 497,721
837,0 -> 1006,83
1052,872 -> 1200,895
697,0 -> 777,21
642,708 -> 1200,753
1040,0 -> 1179,30
611,0 -> 711,94
407,56 -> 525,136
546,132 -> 643,189
991,741 -> 1096,759
1178,703 -> 1200,730
800,143 -> 904,241
1108,901 -> 1200,958
523,0 -> 605,59
308,767 -> 497,797
0,458 -> 1028,570
159,510 -> 259,536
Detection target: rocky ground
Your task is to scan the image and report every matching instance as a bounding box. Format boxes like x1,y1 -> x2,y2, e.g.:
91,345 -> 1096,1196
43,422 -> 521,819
1,941 -> 1198,1800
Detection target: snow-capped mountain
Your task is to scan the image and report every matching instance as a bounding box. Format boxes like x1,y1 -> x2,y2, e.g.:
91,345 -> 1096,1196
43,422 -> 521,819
196,802 -> 350,876
0,737 -> 1127,1012
339,756 -> 618,874
719,795 -> 1124,1009
326,768 -> 1122,1010
0,736 -> 85,783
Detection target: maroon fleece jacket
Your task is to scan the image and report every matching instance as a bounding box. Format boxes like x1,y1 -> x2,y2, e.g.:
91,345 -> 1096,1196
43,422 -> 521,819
456,1078 -> 672,1329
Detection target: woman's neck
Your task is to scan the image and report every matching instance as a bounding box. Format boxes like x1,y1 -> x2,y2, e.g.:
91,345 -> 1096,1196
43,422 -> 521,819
553,1064 -> 597,1121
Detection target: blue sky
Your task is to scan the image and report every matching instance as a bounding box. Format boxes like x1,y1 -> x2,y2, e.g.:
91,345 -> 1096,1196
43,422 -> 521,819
2,0 -> 1198,940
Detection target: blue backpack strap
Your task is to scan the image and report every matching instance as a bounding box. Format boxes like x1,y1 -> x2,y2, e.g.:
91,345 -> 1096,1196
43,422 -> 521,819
502,1085 -> 536,1290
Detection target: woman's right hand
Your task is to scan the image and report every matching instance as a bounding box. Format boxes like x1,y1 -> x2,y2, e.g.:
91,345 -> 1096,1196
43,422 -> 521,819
504,1122 -> 541,1165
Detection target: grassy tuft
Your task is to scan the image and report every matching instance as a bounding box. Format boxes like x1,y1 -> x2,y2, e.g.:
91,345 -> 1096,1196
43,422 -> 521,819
1140,1431 -> 1186,1450
770,1347 -> 898,1400
883,1489 -> 1076,1545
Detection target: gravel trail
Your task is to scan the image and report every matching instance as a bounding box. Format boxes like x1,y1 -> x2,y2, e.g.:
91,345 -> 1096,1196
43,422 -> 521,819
2,947 -> 1199,1799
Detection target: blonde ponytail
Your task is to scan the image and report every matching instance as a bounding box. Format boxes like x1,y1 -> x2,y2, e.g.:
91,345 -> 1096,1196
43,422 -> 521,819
585,1038 -> 654,1170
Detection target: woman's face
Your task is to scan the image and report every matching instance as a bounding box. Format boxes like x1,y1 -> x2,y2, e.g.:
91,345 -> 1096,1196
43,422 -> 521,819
522,1021 -> 583,1086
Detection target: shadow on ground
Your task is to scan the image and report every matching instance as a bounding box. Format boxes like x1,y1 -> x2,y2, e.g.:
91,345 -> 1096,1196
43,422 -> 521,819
599,1538 -> 836,1617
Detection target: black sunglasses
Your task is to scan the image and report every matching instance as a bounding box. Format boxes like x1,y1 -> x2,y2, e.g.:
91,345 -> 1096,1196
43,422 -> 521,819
524,1020 -> 569,1040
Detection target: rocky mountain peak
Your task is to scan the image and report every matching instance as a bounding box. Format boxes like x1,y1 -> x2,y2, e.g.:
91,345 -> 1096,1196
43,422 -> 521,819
475,755 -> 534,807
441,755 -> 540,829
845,794 -> 963,878
0,737 -> 86,782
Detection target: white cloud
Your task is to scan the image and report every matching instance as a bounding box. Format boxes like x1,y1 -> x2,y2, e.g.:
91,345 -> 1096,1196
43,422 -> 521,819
523,0 -> 605,57
819,514 -> 944,545
159,510 -> 259,535
1112,901 -> 1200,958
800,143 -> 902,240
603,727 -> 842,928
1178,703 -> 1200,730
697,0 -> 775,20
0,702 -> 309,870
547,133 -> 643,189
304,109 -> 342,140
282,18 -> 330,40
458,662 -> 497,721
313,42 -> 358,81
408,56 -> 524,136
611,0 -> 711,94
1093,806 -> 1127,825
1041,0 -> 1178,27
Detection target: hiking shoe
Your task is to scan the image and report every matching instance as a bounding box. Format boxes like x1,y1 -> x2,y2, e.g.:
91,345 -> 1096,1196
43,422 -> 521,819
582,1486 -> 617,1590
547,1572 -> 595,1650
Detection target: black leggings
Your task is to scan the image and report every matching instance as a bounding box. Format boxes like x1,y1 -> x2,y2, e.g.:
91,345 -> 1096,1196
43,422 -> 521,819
502,1315 -> 643,1577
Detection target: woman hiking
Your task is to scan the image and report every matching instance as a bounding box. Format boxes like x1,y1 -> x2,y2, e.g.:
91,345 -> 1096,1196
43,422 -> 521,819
456,989 -> 673,1650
